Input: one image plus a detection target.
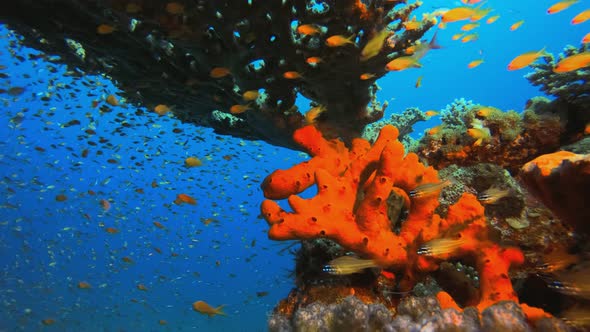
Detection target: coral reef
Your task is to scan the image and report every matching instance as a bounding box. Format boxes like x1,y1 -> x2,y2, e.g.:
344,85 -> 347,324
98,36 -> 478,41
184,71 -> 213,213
520,151 -> 590,236
362,106 -> 427,146
415,98 -> 575,173
268,295 -> 569,332
0,0 -> 436,149
261,125 -> 548,317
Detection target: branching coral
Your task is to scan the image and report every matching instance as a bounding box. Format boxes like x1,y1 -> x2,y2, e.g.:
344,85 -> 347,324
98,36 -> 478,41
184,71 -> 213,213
261,125 -> 547,317
0,0 -> 435,149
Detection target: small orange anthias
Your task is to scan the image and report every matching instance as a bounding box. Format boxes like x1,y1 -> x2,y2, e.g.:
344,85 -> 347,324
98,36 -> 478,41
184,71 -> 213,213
260,125 -> 551,321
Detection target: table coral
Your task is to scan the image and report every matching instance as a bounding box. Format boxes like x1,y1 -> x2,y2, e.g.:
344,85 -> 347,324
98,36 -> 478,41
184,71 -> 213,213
261,125 -> 546,317
0,0 -> 435,149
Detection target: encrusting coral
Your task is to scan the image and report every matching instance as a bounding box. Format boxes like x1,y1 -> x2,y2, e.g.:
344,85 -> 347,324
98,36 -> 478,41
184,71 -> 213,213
261,125 -> 550,319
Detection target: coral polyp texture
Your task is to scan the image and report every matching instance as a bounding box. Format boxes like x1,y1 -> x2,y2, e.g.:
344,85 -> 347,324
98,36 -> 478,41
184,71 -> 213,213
0,0 -> 435,149
260,125 -> 548,318
415,98 -> 575,173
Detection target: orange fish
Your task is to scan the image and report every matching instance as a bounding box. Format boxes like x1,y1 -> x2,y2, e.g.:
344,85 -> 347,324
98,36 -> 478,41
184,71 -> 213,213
305,105 -> 326,125
296,24 -> 321,35
100,199 -> 111,211
359,73 -> 376,80
105,227 -> 119,234
122,256 -> 134,263
175,193 -> 197,205
209,67 -> 231,78
547,0 -> 579,14
42,319 -> 56,326
97,24 -> 116,35
386,56 -> 421,71
192,300 -> 226,317
305,56 -> 322,65
553,51 -> 590,72
78,281 -> 92,289
230,104 -> 251,114
441,7 -> 476,23
583,32 -> 590,44
325,34 -> 355,47
467,59 -> 484,68
283,71 -> 302,79
403,17 -> 421,31
470,8 -> 492,21
486,15 -> 500,24
415,75 -> 423,88
461,33 -> 478,43
572,9 -> 590,24
137,284 -> 148,291
467,127 -> 491,146
507,48 -> 546,70
185,157 -> 202,167
153,221 -> 165,229
509,20 -> 524,31
452,32 -> 465,41
106,95 -> 119,106
476,106 -> 499,117
428,125 -> 443,136
55,194 -> 68,202
461,22 -> 479,31
154,104 -> 171,116
424,110 -> 439,117
242,90 -> 259,101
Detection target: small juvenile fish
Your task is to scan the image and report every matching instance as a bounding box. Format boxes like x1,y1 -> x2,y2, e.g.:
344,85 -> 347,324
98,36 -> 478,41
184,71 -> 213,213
477,186 -> 510,204
323,256 -> 378,275
409,178 -> 453,198
417,237 -> 466,256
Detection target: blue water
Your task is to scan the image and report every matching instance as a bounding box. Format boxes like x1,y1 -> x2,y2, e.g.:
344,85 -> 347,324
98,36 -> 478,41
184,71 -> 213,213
0,1 -> 585,331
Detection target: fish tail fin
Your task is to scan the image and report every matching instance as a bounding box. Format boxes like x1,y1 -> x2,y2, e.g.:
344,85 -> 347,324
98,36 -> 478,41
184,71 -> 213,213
216,305 -> 227,316
429,30 -> 442,50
